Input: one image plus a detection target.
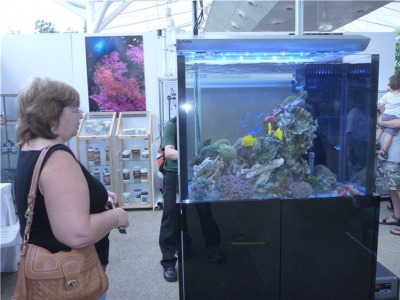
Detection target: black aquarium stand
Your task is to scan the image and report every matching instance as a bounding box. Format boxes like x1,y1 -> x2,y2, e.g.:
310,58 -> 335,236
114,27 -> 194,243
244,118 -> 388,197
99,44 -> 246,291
179,196 -> 380,300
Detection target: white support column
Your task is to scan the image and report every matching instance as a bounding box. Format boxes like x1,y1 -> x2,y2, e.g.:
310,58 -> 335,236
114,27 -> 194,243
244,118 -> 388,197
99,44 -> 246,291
98,1 -> 133,32
92,1 -> 112,33
85,1 -> 96,33
295,0 -> 304,36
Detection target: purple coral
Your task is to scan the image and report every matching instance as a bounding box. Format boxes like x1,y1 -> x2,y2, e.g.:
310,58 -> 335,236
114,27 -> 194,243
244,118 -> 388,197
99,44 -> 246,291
89,47 -> 146,113
220,176 -> 253,200
126,44 -> 144,66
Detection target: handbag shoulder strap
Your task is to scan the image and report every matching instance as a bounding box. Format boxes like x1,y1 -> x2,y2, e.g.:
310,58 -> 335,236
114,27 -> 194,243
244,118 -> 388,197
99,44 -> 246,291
22,145 -> 51,250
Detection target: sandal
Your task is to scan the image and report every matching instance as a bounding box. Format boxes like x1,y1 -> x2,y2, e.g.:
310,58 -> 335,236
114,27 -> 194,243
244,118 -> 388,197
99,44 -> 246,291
376,139 -> 381,150
378,148 -> 388,160
390,228 -> 400,236
379,215 -> 400,225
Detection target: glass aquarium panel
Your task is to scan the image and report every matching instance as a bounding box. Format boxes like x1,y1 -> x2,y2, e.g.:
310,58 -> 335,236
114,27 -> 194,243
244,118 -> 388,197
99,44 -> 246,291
177,37 -> 378,202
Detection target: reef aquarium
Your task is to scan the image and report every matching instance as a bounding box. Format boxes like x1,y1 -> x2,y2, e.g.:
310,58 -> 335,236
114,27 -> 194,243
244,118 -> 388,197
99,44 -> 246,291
176,35 -> 380,300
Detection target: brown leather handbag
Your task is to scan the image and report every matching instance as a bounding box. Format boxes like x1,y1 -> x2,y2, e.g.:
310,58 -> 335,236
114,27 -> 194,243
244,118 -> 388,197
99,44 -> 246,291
12,146 -> 109,300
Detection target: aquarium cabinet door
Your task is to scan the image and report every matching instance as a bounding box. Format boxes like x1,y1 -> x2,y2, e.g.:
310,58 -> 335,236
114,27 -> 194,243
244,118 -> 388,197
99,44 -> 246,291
115,111 -> 153,209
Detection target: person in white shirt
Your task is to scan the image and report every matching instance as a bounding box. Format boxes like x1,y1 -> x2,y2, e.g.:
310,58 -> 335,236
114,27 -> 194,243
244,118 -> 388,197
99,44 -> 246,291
376,74 -> 400,159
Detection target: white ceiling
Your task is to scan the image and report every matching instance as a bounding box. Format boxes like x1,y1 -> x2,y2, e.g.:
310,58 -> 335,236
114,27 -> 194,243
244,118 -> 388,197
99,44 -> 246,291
1,0 -> 398,34
204,0 -> 394,32
65,0 -> 399,34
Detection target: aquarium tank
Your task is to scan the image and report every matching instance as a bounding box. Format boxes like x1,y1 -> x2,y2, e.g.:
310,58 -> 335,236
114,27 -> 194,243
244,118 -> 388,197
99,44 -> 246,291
176,35 -> 378,203
176,35 -> 380,300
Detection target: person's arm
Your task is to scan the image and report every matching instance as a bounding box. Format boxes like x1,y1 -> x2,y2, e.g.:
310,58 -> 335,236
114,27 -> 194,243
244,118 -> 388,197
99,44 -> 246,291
379,103 -> 385,114
39,150 -> 129,248
165,144 -> 178,160
378,116 -> 400,128
163,120 -> 178,160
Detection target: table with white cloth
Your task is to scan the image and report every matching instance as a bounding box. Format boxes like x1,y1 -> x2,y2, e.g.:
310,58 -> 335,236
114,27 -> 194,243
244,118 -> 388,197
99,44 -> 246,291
1,182 -> 21,272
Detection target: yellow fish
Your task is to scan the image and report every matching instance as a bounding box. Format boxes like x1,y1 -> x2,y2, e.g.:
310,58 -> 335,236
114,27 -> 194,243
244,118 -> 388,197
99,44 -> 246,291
241,135 -> 256,147
275,127 -> 283,140
267,122 -> 273,136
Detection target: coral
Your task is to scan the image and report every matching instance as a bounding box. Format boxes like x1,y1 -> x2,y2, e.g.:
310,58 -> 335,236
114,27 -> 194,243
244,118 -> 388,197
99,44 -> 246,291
288,181 -> 313,198
200,144 -> 219,160
264,115 -> 278,126
220,175 -> 253,200
192,157 -> 224,183
288,159 -> 311,181
192,138 -> 235,168
186,90 -> 339,201
308,164 -> 337,193
236,145 -> 254,168
251,136 -> 279,164
191,177 -> 213,200
89,46 -> 146,113
293,101 -> 314,115
212,139 -> 230,147
242,158 -> 284,179
242,158 -> 284,192
218,144 -> 237,163
191,157 -> 225,199
277,106 -> 317,161
126,44 -> 144,66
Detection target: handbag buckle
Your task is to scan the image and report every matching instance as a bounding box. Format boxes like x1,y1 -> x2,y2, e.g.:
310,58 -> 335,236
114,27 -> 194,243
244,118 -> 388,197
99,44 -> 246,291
67,280 -> 77,287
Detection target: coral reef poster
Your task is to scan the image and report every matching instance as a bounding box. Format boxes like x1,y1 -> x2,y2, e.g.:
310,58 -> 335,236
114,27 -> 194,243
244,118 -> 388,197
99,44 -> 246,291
85,36 -> 145,112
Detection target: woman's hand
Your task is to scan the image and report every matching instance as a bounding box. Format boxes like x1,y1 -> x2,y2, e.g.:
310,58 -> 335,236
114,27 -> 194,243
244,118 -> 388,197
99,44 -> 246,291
107,191 -> 118,207
115,207 -> 130,229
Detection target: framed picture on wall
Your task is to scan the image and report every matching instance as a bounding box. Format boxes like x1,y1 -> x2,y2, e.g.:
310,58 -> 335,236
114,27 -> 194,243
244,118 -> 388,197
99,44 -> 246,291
85,35 -> 145,113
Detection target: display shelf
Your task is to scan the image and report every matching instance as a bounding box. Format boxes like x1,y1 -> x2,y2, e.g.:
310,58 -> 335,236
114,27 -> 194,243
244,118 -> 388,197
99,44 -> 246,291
1,94 -> 18,185
76,112 -> 117,192
115,111 -> 153,209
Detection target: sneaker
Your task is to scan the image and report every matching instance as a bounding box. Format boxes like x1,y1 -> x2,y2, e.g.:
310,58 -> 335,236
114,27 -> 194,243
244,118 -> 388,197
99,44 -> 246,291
206,246 -> 224,263
163,267 -> 177,282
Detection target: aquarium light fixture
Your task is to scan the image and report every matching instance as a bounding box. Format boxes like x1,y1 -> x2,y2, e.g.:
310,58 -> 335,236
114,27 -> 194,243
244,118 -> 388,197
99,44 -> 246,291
176,35 -> 370,53
184,73 -> 294,88
180,50 -> 347,64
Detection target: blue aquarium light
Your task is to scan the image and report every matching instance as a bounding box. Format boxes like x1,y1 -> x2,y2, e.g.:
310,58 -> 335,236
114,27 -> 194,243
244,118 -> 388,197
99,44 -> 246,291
177,35 -> 370,64
179,50 -> 349,64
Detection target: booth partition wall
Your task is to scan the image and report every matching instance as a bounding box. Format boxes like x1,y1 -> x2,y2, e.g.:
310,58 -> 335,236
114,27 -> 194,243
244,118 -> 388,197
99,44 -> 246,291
176,36 -> 380,300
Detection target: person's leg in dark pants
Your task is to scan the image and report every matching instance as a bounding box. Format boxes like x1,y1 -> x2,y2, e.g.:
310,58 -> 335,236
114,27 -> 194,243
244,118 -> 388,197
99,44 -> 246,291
159,171 -> 179,281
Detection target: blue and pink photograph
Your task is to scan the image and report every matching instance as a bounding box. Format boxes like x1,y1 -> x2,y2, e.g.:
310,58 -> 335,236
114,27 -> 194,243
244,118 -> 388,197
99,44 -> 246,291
85,35 -> 145,113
